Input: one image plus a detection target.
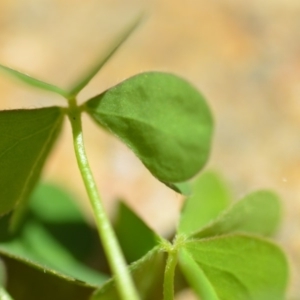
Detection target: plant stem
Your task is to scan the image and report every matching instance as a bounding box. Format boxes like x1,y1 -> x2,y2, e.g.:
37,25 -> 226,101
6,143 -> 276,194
67,98 -> 139,300
163,247 -> 178,300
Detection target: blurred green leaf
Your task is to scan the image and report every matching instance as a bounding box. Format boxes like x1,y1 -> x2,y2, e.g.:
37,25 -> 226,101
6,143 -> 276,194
2,255 -> 95,300
0,183 -> 108,300
0,64 -> 68,97
178,171 -> 231,236
164,181 -> 192,196
0,219 -> 105,286
85,72 -> 213,193
114,201 -> 160,263
192,190 -> 281,239
0,259 -> 6,287
180,234 -> 288,300
0,107 -> 64,215
30,183 -> 86,223
29,183 -> 108,268
91,246 -> 166,300
68,15 -> 143,97
0,286 -> 13,300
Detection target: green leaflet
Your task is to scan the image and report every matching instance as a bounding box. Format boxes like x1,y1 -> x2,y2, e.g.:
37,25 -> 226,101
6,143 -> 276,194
0,64 -> 68,98
180,234 -> 288,300
84,72 -> 213,192
178,171 -> 231,236
0,107 -> 64,215
164,181 -> 192,196
68,15 -> 143,97
114,201 -> 160,263
0,183 -> 107,300
192,190 -> 281,239
91,246 -> 167,300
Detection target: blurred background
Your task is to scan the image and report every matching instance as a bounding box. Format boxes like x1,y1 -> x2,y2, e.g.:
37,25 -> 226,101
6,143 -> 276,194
0,0 -> 299,298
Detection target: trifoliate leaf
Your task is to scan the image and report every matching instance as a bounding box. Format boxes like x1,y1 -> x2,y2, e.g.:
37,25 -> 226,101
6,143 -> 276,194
179,234 -> 288,300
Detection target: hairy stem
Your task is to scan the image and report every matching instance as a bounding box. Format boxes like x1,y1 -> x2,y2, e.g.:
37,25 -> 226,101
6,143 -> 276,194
163,248 -> 178,300
67,98 -> 139,300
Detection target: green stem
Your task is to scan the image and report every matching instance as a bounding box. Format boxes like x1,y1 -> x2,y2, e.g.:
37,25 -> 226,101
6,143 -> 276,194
163,248 -> 178,300
67,98 -> 139,300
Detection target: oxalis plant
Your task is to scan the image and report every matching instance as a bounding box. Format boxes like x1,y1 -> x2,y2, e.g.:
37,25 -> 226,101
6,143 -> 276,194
0,17 -> 289,300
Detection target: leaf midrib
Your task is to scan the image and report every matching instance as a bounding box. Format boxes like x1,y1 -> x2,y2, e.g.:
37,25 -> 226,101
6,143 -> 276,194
0,123 -> 57,160
88,109 -> 182,141
15,113 -> 64,207
195,260 -> 251,299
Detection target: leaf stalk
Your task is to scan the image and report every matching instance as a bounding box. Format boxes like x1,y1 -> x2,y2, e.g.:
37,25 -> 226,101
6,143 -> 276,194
163,248 -> 178,300
67,98 -> 139,300
162,234 -> 187,300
